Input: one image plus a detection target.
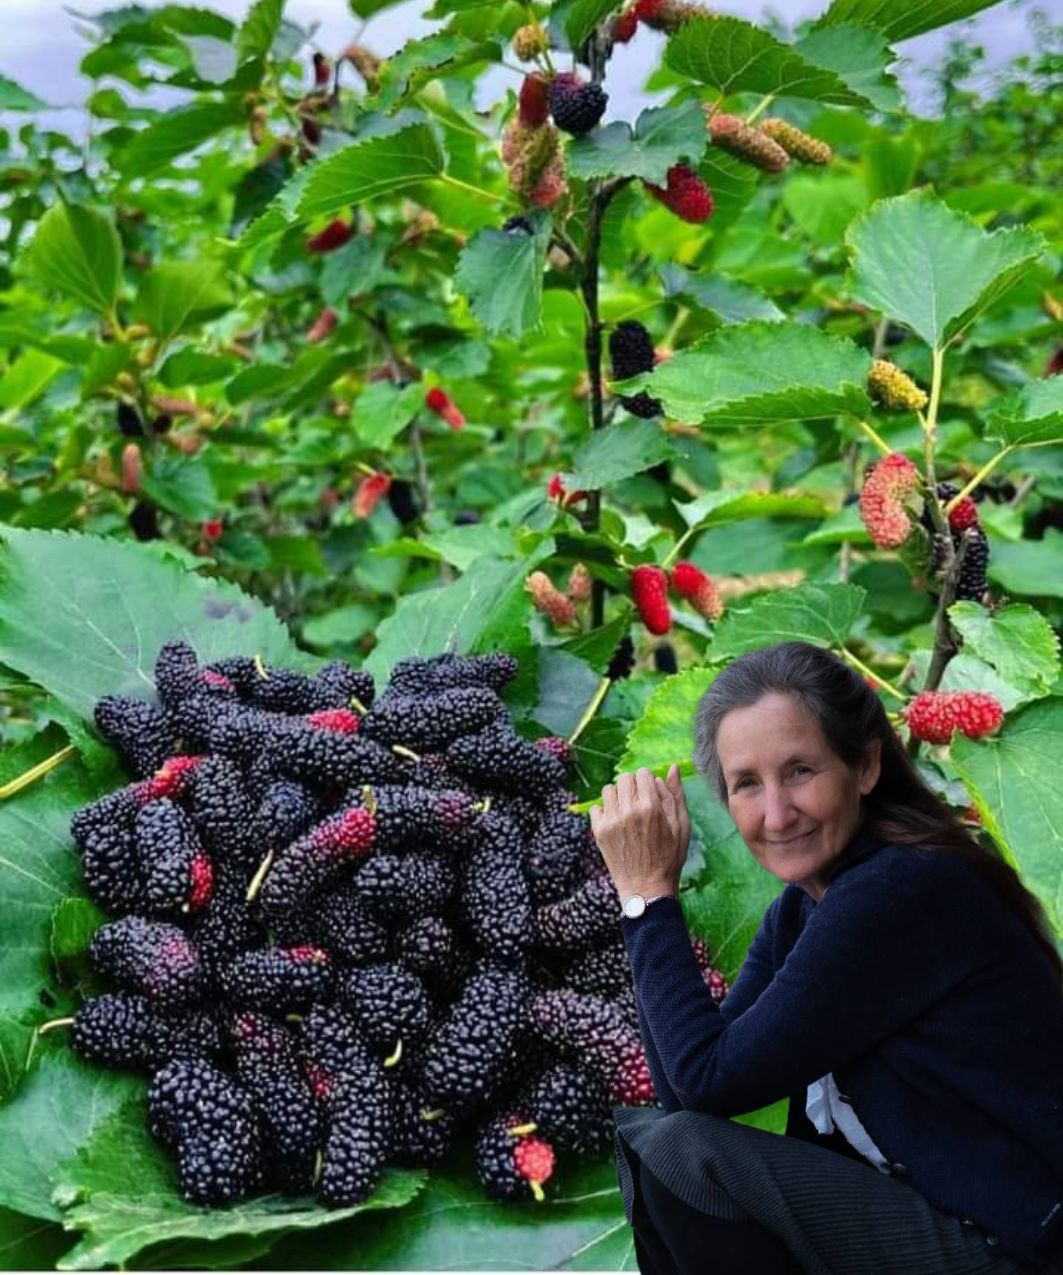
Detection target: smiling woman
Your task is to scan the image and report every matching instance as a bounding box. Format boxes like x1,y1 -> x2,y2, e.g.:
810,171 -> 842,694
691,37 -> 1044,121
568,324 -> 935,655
598,641 -> 1063,1275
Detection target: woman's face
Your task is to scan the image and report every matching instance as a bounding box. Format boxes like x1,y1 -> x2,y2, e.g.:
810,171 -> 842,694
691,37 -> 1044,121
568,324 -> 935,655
715,692 -> 881,901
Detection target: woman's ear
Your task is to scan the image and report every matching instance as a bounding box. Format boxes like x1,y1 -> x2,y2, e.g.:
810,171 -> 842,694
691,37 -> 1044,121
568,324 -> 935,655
860,737 -> 882,795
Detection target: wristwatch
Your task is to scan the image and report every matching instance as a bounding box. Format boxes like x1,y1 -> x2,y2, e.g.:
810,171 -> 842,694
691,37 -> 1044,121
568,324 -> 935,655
621,892 -> 675,919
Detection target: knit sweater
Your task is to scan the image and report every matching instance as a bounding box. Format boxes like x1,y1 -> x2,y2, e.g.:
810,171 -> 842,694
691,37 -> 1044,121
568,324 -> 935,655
619,826 -> 1063,1268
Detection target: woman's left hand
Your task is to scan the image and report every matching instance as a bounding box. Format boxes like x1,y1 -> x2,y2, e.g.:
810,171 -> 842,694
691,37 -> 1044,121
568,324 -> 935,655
589,764 -> 689,901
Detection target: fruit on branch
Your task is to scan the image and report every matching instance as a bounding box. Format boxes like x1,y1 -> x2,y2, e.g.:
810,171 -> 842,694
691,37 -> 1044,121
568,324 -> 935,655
760,118 -> 833,165
501,118 -> 568,207
632,0 -> 705,32
858,452 -> 920,549
313,52 -> 331,86
630,565 -> 672,635
548,72 -> 608,137
424,386 -> 466,430
121,442 -> 142,494
705,110 -> 789,172
353,470 -> 392,518
341,43 -> 381,88
567,562 -> 592,602
669,560 -> 724,622
643,163 -> 714,224
306,219 -> 354,254
905,691 -> 1004,745
607,634 -> 636,681
526,571 -> 579,628
201,518 -> 224,541
609,320 -> 662,418
547,473 -> 589,509
868,359 -> 928,412
518,74 -> 551,127
611,7 -> 640,41
513,24 -> 550,60
920,481 -> 990,602
386,478 -> 422,524
117,403 -> 144,438
307,306 -> 339,343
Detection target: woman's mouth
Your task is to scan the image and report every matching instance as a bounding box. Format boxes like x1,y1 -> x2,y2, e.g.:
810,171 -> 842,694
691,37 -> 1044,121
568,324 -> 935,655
770,830 -> 815,846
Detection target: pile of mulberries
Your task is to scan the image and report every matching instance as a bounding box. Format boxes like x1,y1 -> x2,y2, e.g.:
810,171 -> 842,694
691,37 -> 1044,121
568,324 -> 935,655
56,642 -> 733,1209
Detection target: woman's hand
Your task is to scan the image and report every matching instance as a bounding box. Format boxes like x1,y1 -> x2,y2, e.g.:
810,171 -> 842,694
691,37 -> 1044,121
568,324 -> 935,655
589,764 -> 691,902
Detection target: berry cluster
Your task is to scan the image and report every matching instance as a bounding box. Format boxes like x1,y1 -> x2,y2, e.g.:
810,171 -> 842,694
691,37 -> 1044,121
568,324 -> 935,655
630,560 -> 724,636
59,643 -> 732,1208
920,481 -> 991,604
905,690 -> 1005,745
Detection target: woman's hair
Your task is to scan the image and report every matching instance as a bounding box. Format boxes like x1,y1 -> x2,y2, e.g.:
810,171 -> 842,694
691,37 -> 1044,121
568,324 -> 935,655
692,640 -> 1062,986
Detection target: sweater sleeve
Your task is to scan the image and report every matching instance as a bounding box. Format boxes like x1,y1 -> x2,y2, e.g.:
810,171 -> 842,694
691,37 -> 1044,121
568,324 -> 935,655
619,853 -> 989,1117
633,987 -> 684,1112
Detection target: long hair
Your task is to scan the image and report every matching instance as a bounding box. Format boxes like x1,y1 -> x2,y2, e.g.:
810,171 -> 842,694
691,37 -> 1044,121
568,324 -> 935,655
691,641 -> 1062,986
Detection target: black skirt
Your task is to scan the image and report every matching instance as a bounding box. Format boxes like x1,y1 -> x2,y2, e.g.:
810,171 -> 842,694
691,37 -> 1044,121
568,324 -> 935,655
614,1106 -> 1055,1275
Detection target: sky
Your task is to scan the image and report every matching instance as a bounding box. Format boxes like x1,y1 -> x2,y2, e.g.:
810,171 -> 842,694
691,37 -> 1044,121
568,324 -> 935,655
0,0 -> 1053,145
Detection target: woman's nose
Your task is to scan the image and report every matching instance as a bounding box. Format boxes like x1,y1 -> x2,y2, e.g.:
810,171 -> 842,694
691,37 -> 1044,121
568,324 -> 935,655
762,783 -> 798,832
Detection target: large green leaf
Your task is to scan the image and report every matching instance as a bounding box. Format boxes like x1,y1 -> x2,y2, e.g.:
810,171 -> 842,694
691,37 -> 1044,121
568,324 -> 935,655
984,378 -> 1063,448
50,1105 -> 425,1271
658,265 -> 784,324
0,739 -> 100,1102
20,204 -> 122,317
351,382 -> 425,449
564,0 -> 621,49
296,123 -> 446,219
116,100 -> 246,177
949,602 -> 1061,699
782,173 -> 870,246
794,23 -> 901,113
132,261 -> 233,345
675,489 -> 829,528
566,420 -> 680,491
987,529 -> 1063,600
952,698 -> 1063,935
813,0 -> 1006,43
0,528 -> 307,723
846,189 -> 1045,348
619,322 -> 871,426
0,1049 -> 140,1221
567,101 -> 706,185
665,15 -> 874,107
453,213 -> 552,339
258,1155 -> 636,1270
709,583 -> 866,658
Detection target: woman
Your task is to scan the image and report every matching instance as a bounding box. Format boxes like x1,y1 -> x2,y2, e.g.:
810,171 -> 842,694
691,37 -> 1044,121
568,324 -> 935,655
590,641 -> 1063,1274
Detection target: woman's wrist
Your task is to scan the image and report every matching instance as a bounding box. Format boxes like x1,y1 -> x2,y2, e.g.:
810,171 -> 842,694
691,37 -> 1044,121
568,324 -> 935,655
614,879 -> 678,903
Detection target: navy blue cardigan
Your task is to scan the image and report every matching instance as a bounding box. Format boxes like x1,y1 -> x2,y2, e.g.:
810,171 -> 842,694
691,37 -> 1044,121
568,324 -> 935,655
619,827 -> 1063,1268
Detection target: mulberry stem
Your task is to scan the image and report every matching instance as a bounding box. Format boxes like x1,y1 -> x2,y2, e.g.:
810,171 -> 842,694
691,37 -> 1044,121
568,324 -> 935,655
945,444 -> 1014,515
839,648 -> 905,702
567,674 -> 611,748
850,417 -> 892,457
245,850 -> 275,904
744,93 -> 774,124
36,1017 -> 74,1036
0,744 -> 77,800
439,174 -> 508,206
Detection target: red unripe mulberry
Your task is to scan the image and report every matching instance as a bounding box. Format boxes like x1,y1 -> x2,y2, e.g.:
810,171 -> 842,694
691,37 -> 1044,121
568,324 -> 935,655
307,306 -> 338,343
643,164 -> 714,224
519,74 -> 550,127
353,471 -> 391,518
947,495 -> 979,533
313,52 -> 331,86
905,690 -> 1004,745
306,219 -> 354,254
670,560 -> 723,622
202,518 -> 224,541
425,387 -> 465,430
121,442 -> 142,494
631,565 -> 671,635
613,6 -> 639,41
858,452 -> 920,549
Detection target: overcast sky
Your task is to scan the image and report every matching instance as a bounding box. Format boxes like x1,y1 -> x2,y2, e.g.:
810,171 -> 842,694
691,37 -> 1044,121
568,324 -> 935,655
0,0 -> 1053,143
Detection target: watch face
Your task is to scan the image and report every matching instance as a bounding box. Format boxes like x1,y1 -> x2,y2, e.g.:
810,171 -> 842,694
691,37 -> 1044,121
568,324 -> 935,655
623,895 -> 646,919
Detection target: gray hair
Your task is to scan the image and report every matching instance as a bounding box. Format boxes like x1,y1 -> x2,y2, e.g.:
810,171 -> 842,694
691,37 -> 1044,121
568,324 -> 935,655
692,641 -> 887,803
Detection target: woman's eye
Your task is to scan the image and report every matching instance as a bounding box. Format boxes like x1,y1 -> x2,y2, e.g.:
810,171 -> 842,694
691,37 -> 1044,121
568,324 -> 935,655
792,765 -> 811,777
734,778 -> 753,791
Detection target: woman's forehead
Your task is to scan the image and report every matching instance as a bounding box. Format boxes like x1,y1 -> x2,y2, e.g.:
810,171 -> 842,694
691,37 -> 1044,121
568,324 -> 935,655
717,695 -> 826,765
